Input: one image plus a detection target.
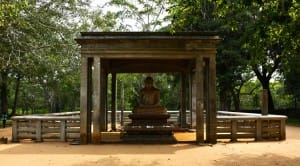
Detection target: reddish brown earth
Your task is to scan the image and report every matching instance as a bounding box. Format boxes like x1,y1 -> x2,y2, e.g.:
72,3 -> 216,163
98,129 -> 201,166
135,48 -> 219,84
1,125 -> 300,166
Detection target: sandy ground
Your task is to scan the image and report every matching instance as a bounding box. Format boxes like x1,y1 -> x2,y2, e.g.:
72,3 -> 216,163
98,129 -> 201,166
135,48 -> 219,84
1,126 -> 300,166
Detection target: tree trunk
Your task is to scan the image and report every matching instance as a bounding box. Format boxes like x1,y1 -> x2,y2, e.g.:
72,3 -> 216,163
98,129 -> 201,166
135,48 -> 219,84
232,90 -> 240,112
10,75 -> 21,117
55,96 -> 60,113
219,89 -> 231,111
261,81 -> 275,113
0,72 -> 8,116
254,67 -> 276,113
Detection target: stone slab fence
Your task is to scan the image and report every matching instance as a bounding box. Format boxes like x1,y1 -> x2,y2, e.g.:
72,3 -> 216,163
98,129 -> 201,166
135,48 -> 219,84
11,111 -> 287,142
11,112 -> 80,142
217,111 -> 287,141
10,111 -> 190,143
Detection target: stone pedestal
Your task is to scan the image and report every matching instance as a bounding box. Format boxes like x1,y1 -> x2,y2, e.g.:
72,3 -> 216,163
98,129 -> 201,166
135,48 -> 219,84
128,114 -> 170,125
122,109 -> 175,143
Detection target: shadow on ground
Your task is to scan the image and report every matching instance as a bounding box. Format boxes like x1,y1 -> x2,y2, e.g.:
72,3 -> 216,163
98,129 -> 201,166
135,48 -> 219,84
0,142 -> 201,155
213,153 -> 300,166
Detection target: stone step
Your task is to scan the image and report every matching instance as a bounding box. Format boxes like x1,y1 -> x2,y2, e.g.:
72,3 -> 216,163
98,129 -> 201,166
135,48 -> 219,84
121,134 -> 177,144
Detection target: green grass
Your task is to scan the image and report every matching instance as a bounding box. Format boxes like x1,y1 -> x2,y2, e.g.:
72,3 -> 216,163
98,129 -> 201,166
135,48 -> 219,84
286,118 -> 300,127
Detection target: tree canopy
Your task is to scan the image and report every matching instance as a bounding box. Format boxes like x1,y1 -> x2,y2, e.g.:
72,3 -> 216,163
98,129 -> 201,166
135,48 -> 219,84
0,0 -> 117,116
167,0 -> 300,112
0,0 -> 299,117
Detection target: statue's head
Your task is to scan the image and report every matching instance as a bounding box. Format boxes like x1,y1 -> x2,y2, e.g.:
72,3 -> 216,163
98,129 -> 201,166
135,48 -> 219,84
144,76 -> 154,88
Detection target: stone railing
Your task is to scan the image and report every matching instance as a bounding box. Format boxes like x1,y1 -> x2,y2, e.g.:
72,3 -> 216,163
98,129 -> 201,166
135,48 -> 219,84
11,112 -> 80,142
217,111 -> 287,141
11,110 -> 286,143
10,110 -> 190,143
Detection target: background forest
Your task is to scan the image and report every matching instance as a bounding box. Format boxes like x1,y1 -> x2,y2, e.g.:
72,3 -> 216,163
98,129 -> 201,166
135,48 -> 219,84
0,0 -> 299,118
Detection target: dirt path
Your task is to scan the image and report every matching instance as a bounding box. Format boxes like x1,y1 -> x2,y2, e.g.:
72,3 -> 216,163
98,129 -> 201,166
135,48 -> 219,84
1,125 -> 300,166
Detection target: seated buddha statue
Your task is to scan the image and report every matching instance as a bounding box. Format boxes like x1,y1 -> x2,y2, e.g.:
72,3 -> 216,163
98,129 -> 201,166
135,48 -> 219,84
132,76 -> 167,115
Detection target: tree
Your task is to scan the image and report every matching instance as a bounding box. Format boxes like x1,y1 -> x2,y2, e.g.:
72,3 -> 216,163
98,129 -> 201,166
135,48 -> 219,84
284,54 -> 300,109
77,6 -> 118,31
107,0 -> 169,31
168,0 -> 218,31
0,0 -> 91,115
225,0 -> 299,112
0,0 -> 30,117
217,33 -> 254,111
214,0 -> 300,112
168,0 -> 252,111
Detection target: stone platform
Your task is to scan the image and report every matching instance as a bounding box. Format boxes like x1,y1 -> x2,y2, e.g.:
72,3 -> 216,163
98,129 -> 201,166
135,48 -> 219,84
121,134 -> 177,144
122,111 -> 176,143
122,117 -> 176,143
123,124 -> 174,134
121,124 -> 176,143
128,114 -> 170,125
99,131 -> 197,143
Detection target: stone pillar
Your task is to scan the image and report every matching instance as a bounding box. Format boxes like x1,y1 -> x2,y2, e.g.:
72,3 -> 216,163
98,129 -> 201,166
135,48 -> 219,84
207,57 -> 217,143
60,120 -> 66,142
111,73 -> 117,131
87,58 -> 93,142
100,69 -> 108,131
195,56 -> 204,143
120,81 -> 125,126
190,72 -> 196,128
12,120 -> 19,142
180,72 -> 187,128
204,59 -> 209,140
80,57 -> 92,144
35,120 -> 42,142
92,57 -> 101,143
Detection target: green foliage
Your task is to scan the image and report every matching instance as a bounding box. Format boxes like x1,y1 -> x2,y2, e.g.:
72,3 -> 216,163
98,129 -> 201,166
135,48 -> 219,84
168,0 -> 254,111
168,0 -> 218,32
214,0 -> 300,75
0,0 -> 97,114
240,80 -> 261,110
271,81 -> 295,109
79,9 -> 118,31
284,55 -> 300,107
168,0 -> 300,111
107,0 -> 169,31
239,79 -> 295,110
0,1 -> 29,28
217,0 -> 299,112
